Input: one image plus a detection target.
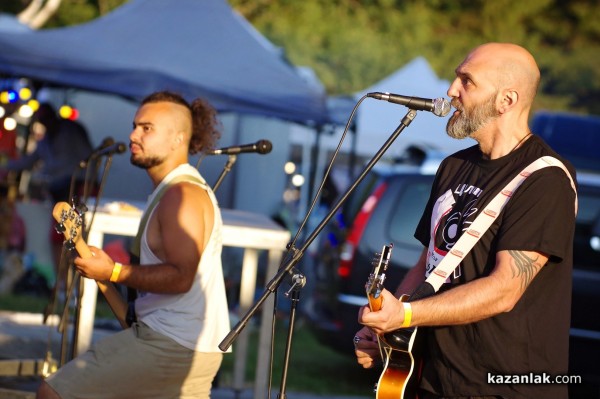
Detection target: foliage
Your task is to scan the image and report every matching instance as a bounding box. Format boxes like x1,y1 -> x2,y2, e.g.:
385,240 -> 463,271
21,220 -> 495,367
1,0 -> 598,114
0,0 -> 124,27
230,0 -> 600,115
0,0 -> 30,14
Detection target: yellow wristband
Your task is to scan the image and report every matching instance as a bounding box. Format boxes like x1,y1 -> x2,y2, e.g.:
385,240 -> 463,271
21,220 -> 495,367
401,301 -> 412,328
110,262 -> 122,283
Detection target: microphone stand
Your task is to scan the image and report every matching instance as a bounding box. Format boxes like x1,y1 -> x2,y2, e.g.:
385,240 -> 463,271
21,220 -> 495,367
219,109 -> 418,397
44,161 -> 86,363
50,160 -> 85,292
69,154 -> 115,358
213,154 -> 237,193
53,154 -> 116,361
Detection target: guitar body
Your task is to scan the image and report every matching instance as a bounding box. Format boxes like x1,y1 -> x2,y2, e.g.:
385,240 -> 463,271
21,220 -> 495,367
377,325 -> 424,399
52,201 -> 128,329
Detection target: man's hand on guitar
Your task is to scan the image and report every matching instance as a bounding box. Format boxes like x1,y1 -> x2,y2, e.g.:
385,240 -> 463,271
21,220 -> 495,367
73,245 -> 115,282
353,326 -> 380,369
359,288 -> 407,335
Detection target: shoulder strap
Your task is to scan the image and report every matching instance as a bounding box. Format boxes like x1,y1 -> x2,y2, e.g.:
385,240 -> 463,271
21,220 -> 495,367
424,156 -> 577,292
130,174 -> 205,259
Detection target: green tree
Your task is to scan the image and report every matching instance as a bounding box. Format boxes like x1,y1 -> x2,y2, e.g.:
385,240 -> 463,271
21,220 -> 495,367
231,0 -> 600,114
0,0 -> 123,27
2,0 -> 598,114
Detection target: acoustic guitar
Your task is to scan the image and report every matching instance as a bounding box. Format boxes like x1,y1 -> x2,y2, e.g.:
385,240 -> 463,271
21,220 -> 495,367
52,201 -> 128,329
365,244 -> 424,399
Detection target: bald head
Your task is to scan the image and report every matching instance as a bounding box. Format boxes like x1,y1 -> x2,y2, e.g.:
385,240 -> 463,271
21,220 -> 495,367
464,43 -> 540,109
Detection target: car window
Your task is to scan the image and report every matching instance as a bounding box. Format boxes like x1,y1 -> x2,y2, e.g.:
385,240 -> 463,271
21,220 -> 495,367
388,181 -> 431,247
532,112 -> 600,173
342,171 -> 381,224
578,188 -> 600,225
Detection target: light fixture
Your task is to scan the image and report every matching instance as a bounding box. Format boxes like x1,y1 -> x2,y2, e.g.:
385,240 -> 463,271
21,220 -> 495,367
59,104 -> 79,120
18,104 -> 34,118
3,117 -> 17,131
291,174 -> 305,187
284,161 -> 296,175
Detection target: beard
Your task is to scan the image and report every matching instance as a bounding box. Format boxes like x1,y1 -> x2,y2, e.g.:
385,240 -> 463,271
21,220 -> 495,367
130,154 -> 162,169
446,92 -> 498,139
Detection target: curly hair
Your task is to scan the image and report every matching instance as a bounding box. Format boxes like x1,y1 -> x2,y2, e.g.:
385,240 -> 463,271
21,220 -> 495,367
140,91 -> 222,155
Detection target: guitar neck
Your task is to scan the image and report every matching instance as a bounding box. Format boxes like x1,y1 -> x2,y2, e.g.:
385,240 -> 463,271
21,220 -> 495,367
96,281 -> 129,329
368,293 -> 384,312
73,234 -> 129,329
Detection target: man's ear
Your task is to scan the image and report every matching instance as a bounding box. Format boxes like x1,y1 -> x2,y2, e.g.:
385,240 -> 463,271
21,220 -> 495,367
498,89 -> 518,114
171,132 -> 184,150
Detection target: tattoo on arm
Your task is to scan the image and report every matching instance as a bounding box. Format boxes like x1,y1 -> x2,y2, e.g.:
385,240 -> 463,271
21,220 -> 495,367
508,250 -> 541,291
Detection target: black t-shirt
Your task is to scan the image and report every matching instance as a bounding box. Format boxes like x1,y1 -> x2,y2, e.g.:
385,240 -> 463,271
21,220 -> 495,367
414,135 -> 577,399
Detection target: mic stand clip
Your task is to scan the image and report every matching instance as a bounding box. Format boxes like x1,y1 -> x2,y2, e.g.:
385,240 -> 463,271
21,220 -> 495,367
278,265 -> 306,399
213,154 -> 237,193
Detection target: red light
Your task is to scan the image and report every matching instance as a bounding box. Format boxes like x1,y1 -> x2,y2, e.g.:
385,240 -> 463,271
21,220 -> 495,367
69,108 -> 79,120
338,243 -> 355,279
338,262 -> 352,278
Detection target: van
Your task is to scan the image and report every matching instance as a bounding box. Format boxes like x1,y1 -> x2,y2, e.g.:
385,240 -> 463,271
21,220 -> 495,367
531,111 -> 600,173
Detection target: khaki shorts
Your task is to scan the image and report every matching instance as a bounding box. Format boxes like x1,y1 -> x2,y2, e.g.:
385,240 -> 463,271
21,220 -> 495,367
45,322 -> 223,399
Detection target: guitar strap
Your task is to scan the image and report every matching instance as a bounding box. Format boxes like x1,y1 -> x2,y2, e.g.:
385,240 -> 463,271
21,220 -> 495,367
125,174 -> 204,325
424,156 -> 578,293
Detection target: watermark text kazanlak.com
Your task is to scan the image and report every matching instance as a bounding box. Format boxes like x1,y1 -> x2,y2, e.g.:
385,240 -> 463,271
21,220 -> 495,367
487,373 -> 582,384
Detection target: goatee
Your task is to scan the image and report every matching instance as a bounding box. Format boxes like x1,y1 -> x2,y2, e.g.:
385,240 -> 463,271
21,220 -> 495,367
446,93 -> 498,139
130,155 -> 162,169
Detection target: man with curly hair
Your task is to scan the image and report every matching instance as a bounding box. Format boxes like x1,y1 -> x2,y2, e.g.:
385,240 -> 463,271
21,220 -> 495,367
37,91 -> 230,398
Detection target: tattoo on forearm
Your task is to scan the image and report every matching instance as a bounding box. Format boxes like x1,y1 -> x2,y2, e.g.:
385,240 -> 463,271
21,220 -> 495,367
508,250 -> 541,291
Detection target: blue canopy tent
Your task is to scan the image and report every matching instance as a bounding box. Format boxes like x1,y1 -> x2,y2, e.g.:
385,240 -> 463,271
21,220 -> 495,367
0,0 -> 328,125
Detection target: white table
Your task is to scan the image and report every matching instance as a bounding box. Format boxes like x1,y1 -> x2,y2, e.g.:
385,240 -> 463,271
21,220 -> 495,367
81,207 -> 290,399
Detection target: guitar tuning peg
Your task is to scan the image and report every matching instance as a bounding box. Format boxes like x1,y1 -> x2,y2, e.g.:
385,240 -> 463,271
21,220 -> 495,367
65,239 -> 75,251
55,223 -> 66,234
76,203 -> 88,214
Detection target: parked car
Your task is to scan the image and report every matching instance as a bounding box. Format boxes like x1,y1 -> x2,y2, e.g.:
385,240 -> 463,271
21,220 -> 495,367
305,147 -> 444,350
307,141 -> 600,395
569,171 -> 600,389
532,111 -> 600,173
306,166 -> 436,352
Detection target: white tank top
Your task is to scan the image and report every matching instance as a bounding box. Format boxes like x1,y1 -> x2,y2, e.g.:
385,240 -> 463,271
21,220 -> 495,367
134,164 -> 231,352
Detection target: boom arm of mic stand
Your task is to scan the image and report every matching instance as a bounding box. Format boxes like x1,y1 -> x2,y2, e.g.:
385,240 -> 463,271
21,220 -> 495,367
82,155 -> 114,240
219,108 -> 418,352
212,154 -> 237,193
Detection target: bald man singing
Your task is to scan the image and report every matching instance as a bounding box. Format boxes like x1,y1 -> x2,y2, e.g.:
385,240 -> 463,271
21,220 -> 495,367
37,91 -> 230,399
354,43 -> 577,398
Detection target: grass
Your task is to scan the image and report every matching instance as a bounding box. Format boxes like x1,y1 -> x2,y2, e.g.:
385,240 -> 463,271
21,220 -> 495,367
217,317 -> 379,397
0,293 -> 378,396
0,292 -> 118,321
5,294 -> 597,398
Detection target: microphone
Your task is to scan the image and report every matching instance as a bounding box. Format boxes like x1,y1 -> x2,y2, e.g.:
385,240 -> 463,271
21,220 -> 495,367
208,139 -> 273,155
81,137 -> 115,166
367,92 -> 451,117
91,142 -> 127,158
91,137 -> 115,156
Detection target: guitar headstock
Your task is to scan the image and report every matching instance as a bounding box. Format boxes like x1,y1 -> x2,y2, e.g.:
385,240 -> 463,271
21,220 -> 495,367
365,243 -> 393,300
52,201 -> 87,252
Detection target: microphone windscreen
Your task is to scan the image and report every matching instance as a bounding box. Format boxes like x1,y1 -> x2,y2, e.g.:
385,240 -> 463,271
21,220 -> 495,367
257,140 -> 273,154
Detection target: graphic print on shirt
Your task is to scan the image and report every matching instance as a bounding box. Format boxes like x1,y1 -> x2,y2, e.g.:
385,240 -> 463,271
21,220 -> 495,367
425,183 -> 484,282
